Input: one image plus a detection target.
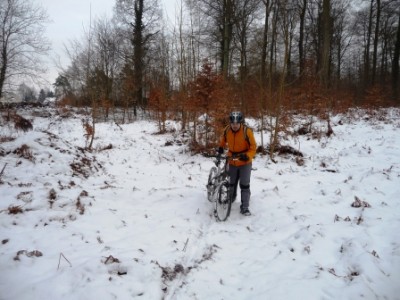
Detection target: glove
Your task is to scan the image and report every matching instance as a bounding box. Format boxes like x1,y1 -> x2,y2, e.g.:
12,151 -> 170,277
239,153 -> 249,161
217,147 -> 224,154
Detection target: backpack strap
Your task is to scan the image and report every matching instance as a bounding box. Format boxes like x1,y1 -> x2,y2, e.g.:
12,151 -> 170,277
243,125 -> 251,146
223,124 -> 230,141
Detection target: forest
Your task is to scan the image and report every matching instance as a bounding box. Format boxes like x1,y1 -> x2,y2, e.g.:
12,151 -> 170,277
1,0 -> 400,152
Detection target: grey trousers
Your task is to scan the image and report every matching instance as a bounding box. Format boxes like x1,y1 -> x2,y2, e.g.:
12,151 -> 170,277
228,163 -> 252,209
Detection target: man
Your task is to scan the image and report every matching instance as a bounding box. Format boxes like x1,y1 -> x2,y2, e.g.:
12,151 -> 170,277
218,111 -> 257,216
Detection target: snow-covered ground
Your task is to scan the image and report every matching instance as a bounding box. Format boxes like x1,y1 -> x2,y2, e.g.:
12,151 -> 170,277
0,107 -> 399,300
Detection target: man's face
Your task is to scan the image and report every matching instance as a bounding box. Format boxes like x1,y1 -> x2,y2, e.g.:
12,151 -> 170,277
230,122 -> 241,132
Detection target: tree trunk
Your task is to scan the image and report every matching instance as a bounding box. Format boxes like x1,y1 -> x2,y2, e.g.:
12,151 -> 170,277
365,0 -> 374,86
372,0 -> 381,84
298,0 -> 307,78
320,0 -> 331,88
392,13 -> 400,102
133,0 -> 144,115
0,51 -> 6,98
261,0 -> 271,85
270,1 -> 290,161
269,4 -> 278,90
222,0 -> 234,77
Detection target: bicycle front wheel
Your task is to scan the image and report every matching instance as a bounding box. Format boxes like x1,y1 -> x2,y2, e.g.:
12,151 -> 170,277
207,166 -> 218,202
215,182 -> 231,221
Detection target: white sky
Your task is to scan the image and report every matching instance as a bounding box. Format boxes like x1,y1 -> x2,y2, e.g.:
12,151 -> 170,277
38,0 -> 178,88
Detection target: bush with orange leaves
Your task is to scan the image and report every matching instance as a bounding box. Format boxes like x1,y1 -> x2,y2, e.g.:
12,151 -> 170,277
148,86 -> 168,133
185,61 -> 232,152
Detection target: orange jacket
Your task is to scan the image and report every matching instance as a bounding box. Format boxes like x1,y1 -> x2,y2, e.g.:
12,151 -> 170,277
219,124 -> 257,166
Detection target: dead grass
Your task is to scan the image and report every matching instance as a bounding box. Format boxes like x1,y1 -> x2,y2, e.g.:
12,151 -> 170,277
7,205 -> 24,214
70,156 -> 102,178
351,196 -> 371,208
76,197 -> 85,215
12,114 -> 33,132
14,250 -> 43,261
13,144 -> 35,162
48,188 -> 57,208
0,135 -> 15,143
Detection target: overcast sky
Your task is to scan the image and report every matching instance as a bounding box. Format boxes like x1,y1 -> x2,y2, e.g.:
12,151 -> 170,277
38,0 -> 177,88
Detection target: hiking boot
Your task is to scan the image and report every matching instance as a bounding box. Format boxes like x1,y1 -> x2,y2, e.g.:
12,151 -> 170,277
240,206 -> 251,216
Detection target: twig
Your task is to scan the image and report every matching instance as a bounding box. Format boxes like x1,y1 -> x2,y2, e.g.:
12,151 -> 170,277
57,252 -> 72,270
115,122 -> 123,130
0,163 -> 7,178
182,238 -> 189,252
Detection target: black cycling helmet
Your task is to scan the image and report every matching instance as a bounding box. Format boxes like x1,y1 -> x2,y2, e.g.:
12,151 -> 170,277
229,111 -> 243,123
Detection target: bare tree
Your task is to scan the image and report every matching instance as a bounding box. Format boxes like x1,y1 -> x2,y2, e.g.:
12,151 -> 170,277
92,18 -> 122,120
392,12 -> 400,101
115,0 -> 161,116
372,0 -> 381,83
364,0 -> 374,86
0,0 -> 50,98
320,0 -> 331,88
269,0 -> 292,160
198,0 -> 237,77
322,0 -> 353,87
260,0 -> 273,84
234,0 -> 261,83
298,0 -> 307,77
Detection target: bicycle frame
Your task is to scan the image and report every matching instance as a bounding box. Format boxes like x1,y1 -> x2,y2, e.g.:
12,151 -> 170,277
207,155 -> 230,202
207,154 -> 239,221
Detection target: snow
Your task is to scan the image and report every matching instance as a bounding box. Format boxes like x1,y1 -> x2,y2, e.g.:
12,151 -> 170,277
0,107 -> 399,300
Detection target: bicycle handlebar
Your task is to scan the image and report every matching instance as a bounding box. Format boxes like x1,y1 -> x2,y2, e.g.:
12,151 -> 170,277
205,153 -> 241,161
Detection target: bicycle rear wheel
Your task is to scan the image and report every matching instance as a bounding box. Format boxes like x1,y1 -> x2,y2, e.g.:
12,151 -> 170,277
207,167 -> 218,202
215,182 -> 231,221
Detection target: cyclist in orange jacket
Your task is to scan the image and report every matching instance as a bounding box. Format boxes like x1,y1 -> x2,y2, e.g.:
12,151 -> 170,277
218,111 -> 257,216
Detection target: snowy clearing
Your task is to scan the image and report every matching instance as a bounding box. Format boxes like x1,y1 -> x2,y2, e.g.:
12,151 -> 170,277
0,107 -> 399,300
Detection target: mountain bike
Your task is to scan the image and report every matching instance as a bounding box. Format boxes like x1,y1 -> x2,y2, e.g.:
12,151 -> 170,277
206,154 -> 238,221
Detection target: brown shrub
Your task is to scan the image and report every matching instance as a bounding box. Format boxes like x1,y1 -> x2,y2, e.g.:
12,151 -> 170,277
8,205 -> 23,214
13,144 -> 35,162
48,188 -> 57,208
76,197 -> 85,215
0,135 -> 15,143
13,114 -> 33,132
